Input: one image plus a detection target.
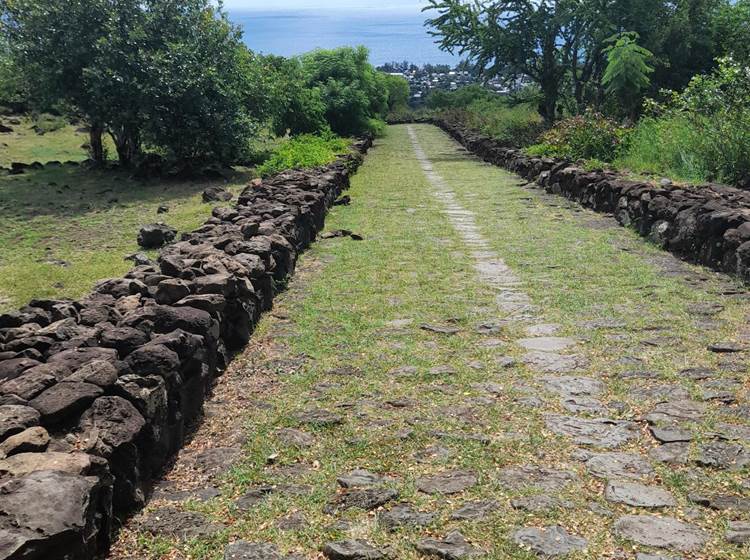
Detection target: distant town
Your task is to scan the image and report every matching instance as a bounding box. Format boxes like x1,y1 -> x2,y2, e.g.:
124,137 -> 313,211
376,61 -> 514,105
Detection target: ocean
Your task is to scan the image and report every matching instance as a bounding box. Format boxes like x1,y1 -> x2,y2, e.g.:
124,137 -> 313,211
229,9 -> 460,66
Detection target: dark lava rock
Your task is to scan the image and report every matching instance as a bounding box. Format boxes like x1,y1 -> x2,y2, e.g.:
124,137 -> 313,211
29,382 -> 103,424
0,405 -> 40,441
137,223 -> 177,249
0,358 -> 41,382
416,470 -> 477,495
0,426 -> 49,457
66,360 -> 119,388
378,503 -> 434,530
323,540 -> 384,560
139,507 -> 225,540
604,481 -> 676,507
644,400 -> 706,424
325,488 -> 398,514
513,525 -> 588,556
77,396 -> 145,457
0,470 -> 103,559
614,515 -> 707,551
650,424 -> 693,444
416,531 -> 481,559
451,499 -> 500,520
202,186 -> 233,203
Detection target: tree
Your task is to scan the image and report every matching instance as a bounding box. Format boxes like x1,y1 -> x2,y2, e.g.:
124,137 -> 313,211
425,0 -> 584,123
602,32 -> 654,119
3,0 -> 256,166
300,46 -> 388,136
384,74 -> 410,111
713,0 -> 750,63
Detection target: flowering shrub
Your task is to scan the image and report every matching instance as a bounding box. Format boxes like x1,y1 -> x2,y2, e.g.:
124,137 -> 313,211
526,112 -> 630,162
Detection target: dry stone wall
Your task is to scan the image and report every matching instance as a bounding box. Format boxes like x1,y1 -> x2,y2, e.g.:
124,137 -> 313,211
0,137 -> 372,560
435,119 -> 750,284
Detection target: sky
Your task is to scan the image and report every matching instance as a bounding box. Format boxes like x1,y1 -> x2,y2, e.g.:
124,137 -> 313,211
223,0 -> 429,11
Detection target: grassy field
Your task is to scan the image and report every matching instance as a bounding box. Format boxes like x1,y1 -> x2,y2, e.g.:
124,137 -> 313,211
0,116 -> 251,311
112,125 -> 749,560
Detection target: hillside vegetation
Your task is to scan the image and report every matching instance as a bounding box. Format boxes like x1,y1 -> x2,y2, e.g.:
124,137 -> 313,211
421,0 -> 750,187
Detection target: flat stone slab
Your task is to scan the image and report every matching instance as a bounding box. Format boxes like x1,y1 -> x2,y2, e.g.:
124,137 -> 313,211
275,428 -> 315,447
323,540 -> 384,560
295,409 -> 343,427
525,324 -> 561,336
688,493 -> 750,511
336,470 -> 385,488
644,401 -> 706,424
650,443 -> 690,465
726,521 -> 750,544
420,324 -> 461,335
497,465 -> 579,491
605,481 -> 676,507
614,515 -> 708,551
513,525 -> 588,556
545,415 -> 639,448
324,488 -> 398,514
378,503 -> 435,530
522,351 -> 584,373
650,424 -> 693,443
517,337 -> 577,352
695,441 -> 750,470
450,499 -> 500,520
416,530 -> 482,559
585,452 -> 655,480
631,385 -> 690,402
541,376 -> 604,397
224,542 -> 289,560
416,470 -> 477,495
511,495 -> 573,512
561,396 -> 608,415
139,507 -> 225,541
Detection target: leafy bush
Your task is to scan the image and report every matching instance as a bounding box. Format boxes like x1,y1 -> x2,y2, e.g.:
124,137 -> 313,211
431,87 -> 543,147
299,46 -> 389,137
619,58 -> 750,185
257,133 -> 350,177
527,112 -> 629,161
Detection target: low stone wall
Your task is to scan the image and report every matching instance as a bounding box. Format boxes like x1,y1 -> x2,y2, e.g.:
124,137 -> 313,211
0,137 -> 372,560
434,119 -> 750,283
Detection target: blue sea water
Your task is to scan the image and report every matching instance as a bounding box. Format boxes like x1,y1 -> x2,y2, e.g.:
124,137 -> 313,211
229,9 -> 460,66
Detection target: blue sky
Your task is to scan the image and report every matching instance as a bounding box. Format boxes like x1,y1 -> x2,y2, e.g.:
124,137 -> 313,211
223,0 -> 429,11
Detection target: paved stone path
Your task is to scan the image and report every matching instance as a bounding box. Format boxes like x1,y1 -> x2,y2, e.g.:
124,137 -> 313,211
109,125 -> 750,560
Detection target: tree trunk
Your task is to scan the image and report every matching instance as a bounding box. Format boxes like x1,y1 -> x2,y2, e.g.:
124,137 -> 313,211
111,127 -> 139,166
88,123 -> 104,164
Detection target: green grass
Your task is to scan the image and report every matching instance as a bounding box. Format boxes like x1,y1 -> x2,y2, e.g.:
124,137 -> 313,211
257,133 -> 350,177
113,124 -> 749,560
0,114 -> 109,167
0,128 -> 252,310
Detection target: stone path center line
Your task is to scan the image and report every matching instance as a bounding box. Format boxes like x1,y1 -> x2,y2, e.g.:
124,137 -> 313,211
407,125 -> 532,318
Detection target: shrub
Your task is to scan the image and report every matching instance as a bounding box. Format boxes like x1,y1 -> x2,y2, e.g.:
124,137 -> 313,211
618,58 -> 750,185
527,112 -> 630,162
299,46 -> 389,137
257,133 -> 350,177
432,87 -> 544,147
